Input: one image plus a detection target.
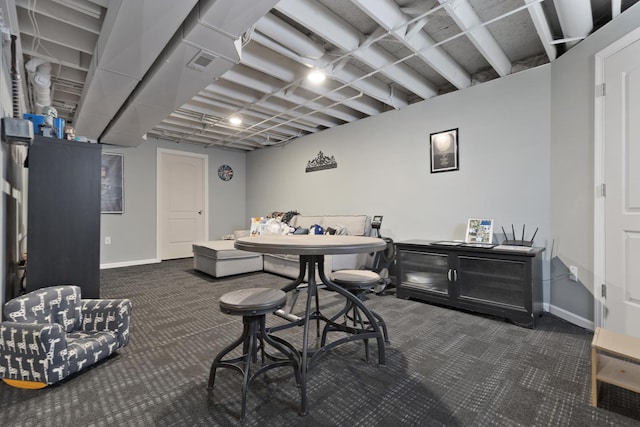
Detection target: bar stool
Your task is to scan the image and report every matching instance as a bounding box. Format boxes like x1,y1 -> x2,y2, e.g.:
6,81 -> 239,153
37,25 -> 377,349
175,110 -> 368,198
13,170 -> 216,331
321,270 -> 390,360
208,288 -> 300,420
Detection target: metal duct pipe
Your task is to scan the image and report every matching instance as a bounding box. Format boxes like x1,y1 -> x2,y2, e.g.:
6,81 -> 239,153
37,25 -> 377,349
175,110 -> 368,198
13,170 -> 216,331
25,57 -> 52,113
553,0 -> 593,48
255,14 -> 324,61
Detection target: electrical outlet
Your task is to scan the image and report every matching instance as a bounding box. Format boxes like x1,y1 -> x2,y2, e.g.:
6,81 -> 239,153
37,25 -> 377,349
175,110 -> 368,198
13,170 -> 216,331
105,236 -> 111,245
569,265 -> 578,282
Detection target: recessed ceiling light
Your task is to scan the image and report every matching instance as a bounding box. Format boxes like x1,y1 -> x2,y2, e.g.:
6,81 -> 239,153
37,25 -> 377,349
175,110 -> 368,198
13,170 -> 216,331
307,69 -> 326,84
229,116 -> 242,125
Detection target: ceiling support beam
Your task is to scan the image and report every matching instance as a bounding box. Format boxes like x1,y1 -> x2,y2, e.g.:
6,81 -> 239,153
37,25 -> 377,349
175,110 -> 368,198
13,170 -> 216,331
205,81 -> 339,129
352,0 -> 471,90
253,15 -> 408,109
524,0 -> 556,61
276,0 -> 438,100
437,0 -> 512,77
223,66 -> 360,123
241,42 -> 384,117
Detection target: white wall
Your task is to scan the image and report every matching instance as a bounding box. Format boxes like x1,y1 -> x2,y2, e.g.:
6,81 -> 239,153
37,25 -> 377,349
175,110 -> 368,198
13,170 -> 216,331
100,138 -> 247,267
549,2 -> 640,327
247,65 -> 552,300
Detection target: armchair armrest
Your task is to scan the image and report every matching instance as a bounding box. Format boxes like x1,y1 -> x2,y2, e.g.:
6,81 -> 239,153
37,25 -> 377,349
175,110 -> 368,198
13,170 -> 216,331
80,299 -> 132,348
0,322 -> 68,384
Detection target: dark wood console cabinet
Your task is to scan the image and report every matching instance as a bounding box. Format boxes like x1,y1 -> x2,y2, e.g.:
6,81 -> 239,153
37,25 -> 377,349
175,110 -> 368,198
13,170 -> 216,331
26,137 -> 101,298
396,240 -> 544,328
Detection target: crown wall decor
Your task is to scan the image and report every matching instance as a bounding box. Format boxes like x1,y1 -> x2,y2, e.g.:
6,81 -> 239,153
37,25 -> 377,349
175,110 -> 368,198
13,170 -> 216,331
305,151 -> 337,173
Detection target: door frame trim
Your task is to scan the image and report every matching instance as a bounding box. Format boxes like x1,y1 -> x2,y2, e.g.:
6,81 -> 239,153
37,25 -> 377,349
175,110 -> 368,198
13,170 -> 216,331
594,26 -> 640,329
156,148 -> 209,261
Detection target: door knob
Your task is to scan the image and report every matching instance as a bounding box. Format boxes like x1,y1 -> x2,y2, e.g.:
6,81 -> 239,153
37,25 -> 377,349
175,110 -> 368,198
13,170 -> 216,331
198,210 -> 203,215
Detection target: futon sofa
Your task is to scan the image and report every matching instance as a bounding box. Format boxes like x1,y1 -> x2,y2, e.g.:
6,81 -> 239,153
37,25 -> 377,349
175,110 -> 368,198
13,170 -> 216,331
192,215 -> 373,280
262,214 -> 373,279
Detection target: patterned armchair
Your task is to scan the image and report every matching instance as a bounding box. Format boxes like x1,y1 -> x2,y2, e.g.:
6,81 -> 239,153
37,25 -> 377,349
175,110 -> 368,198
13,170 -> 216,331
0,285 -> 131,388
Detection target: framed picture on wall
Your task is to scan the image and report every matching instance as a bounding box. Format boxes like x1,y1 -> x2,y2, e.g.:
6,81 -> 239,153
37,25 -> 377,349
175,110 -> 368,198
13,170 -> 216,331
430,128 -> 459,173
101,152 -> 124,214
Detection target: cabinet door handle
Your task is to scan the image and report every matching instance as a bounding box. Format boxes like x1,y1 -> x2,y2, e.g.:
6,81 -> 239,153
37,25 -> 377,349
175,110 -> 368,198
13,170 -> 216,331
453,269 -> 457,282
447,269 -> 452,281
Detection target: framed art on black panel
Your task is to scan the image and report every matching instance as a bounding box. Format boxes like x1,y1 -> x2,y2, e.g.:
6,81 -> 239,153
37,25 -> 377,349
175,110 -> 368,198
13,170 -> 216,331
430,128 -> 459,173
101,152 -> 124,214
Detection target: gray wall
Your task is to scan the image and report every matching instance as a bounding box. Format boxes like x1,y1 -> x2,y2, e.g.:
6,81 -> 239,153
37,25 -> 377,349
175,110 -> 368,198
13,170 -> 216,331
247,65 -> 552,301
549,3 -> 640,326
100,138 -> 247,266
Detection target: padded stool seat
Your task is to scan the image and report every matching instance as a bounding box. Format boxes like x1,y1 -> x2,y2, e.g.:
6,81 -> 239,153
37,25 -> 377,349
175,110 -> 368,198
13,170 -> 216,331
208,288 -> 300,420
219,288 -> 287,315
332,270 -> 380,289
322,270 -> 390,360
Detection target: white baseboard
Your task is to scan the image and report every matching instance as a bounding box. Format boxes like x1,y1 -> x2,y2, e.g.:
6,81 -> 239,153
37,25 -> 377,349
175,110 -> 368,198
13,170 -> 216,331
100,258 -> 160,269
548,304 -> 595,331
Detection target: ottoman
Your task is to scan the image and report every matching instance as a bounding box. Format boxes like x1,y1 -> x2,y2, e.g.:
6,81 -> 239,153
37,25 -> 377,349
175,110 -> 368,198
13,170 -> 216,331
193,240 -> 263,278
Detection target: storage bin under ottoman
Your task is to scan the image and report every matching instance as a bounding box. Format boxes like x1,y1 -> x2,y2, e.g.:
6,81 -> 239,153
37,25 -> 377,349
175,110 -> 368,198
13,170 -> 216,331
193,241 -> 263,278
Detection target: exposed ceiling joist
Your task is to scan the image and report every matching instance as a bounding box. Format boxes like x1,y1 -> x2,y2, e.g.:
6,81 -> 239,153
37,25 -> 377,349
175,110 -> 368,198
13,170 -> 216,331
352,0 -> 472,90
5,0 -> 636,151
437,0 -> 512,77
276,0 -> 439,100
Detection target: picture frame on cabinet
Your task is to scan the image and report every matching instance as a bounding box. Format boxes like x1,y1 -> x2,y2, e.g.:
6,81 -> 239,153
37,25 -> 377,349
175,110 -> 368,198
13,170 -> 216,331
430,128 -> 459,173
101,152 -> 124,214
465,218 -> 494,244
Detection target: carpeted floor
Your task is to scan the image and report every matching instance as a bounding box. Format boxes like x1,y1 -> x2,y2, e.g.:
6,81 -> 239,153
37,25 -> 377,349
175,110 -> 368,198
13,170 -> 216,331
1,258 -> 639,426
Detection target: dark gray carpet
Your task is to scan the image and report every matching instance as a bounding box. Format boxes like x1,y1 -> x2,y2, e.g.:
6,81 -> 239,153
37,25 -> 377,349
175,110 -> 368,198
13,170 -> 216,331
1,258 -> 639,426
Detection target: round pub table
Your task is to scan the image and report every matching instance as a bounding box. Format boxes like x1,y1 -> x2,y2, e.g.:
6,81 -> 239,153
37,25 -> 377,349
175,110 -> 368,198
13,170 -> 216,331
235,234 -> 387,415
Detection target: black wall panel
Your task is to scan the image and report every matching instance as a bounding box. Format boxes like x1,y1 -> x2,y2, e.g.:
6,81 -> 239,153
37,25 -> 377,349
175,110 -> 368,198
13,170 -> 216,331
26,137 -> 101,298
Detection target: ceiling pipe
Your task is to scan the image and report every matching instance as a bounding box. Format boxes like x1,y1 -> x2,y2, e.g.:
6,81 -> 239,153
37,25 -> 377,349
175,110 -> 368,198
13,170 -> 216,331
255,13 -> 324,60
553,0 -> 593,48
25,57 -> 52,113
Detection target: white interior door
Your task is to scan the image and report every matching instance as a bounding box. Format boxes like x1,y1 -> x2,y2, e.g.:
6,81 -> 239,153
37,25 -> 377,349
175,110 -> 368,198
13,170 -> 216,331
603,37 -> 640,337
158,150 -> 207,260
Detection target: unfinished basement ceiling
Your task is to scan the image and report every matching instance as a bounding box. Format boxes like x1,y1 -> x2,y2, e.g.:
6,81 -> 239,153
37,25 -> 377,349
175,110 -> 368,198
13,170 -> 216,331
4,0 -> 639,151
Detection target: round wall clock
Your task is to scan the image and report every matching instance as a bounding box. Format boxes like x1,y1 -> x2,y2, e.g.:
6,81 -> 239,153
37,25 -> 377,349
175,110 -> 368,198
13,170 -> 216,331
218,164 -> 234,181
